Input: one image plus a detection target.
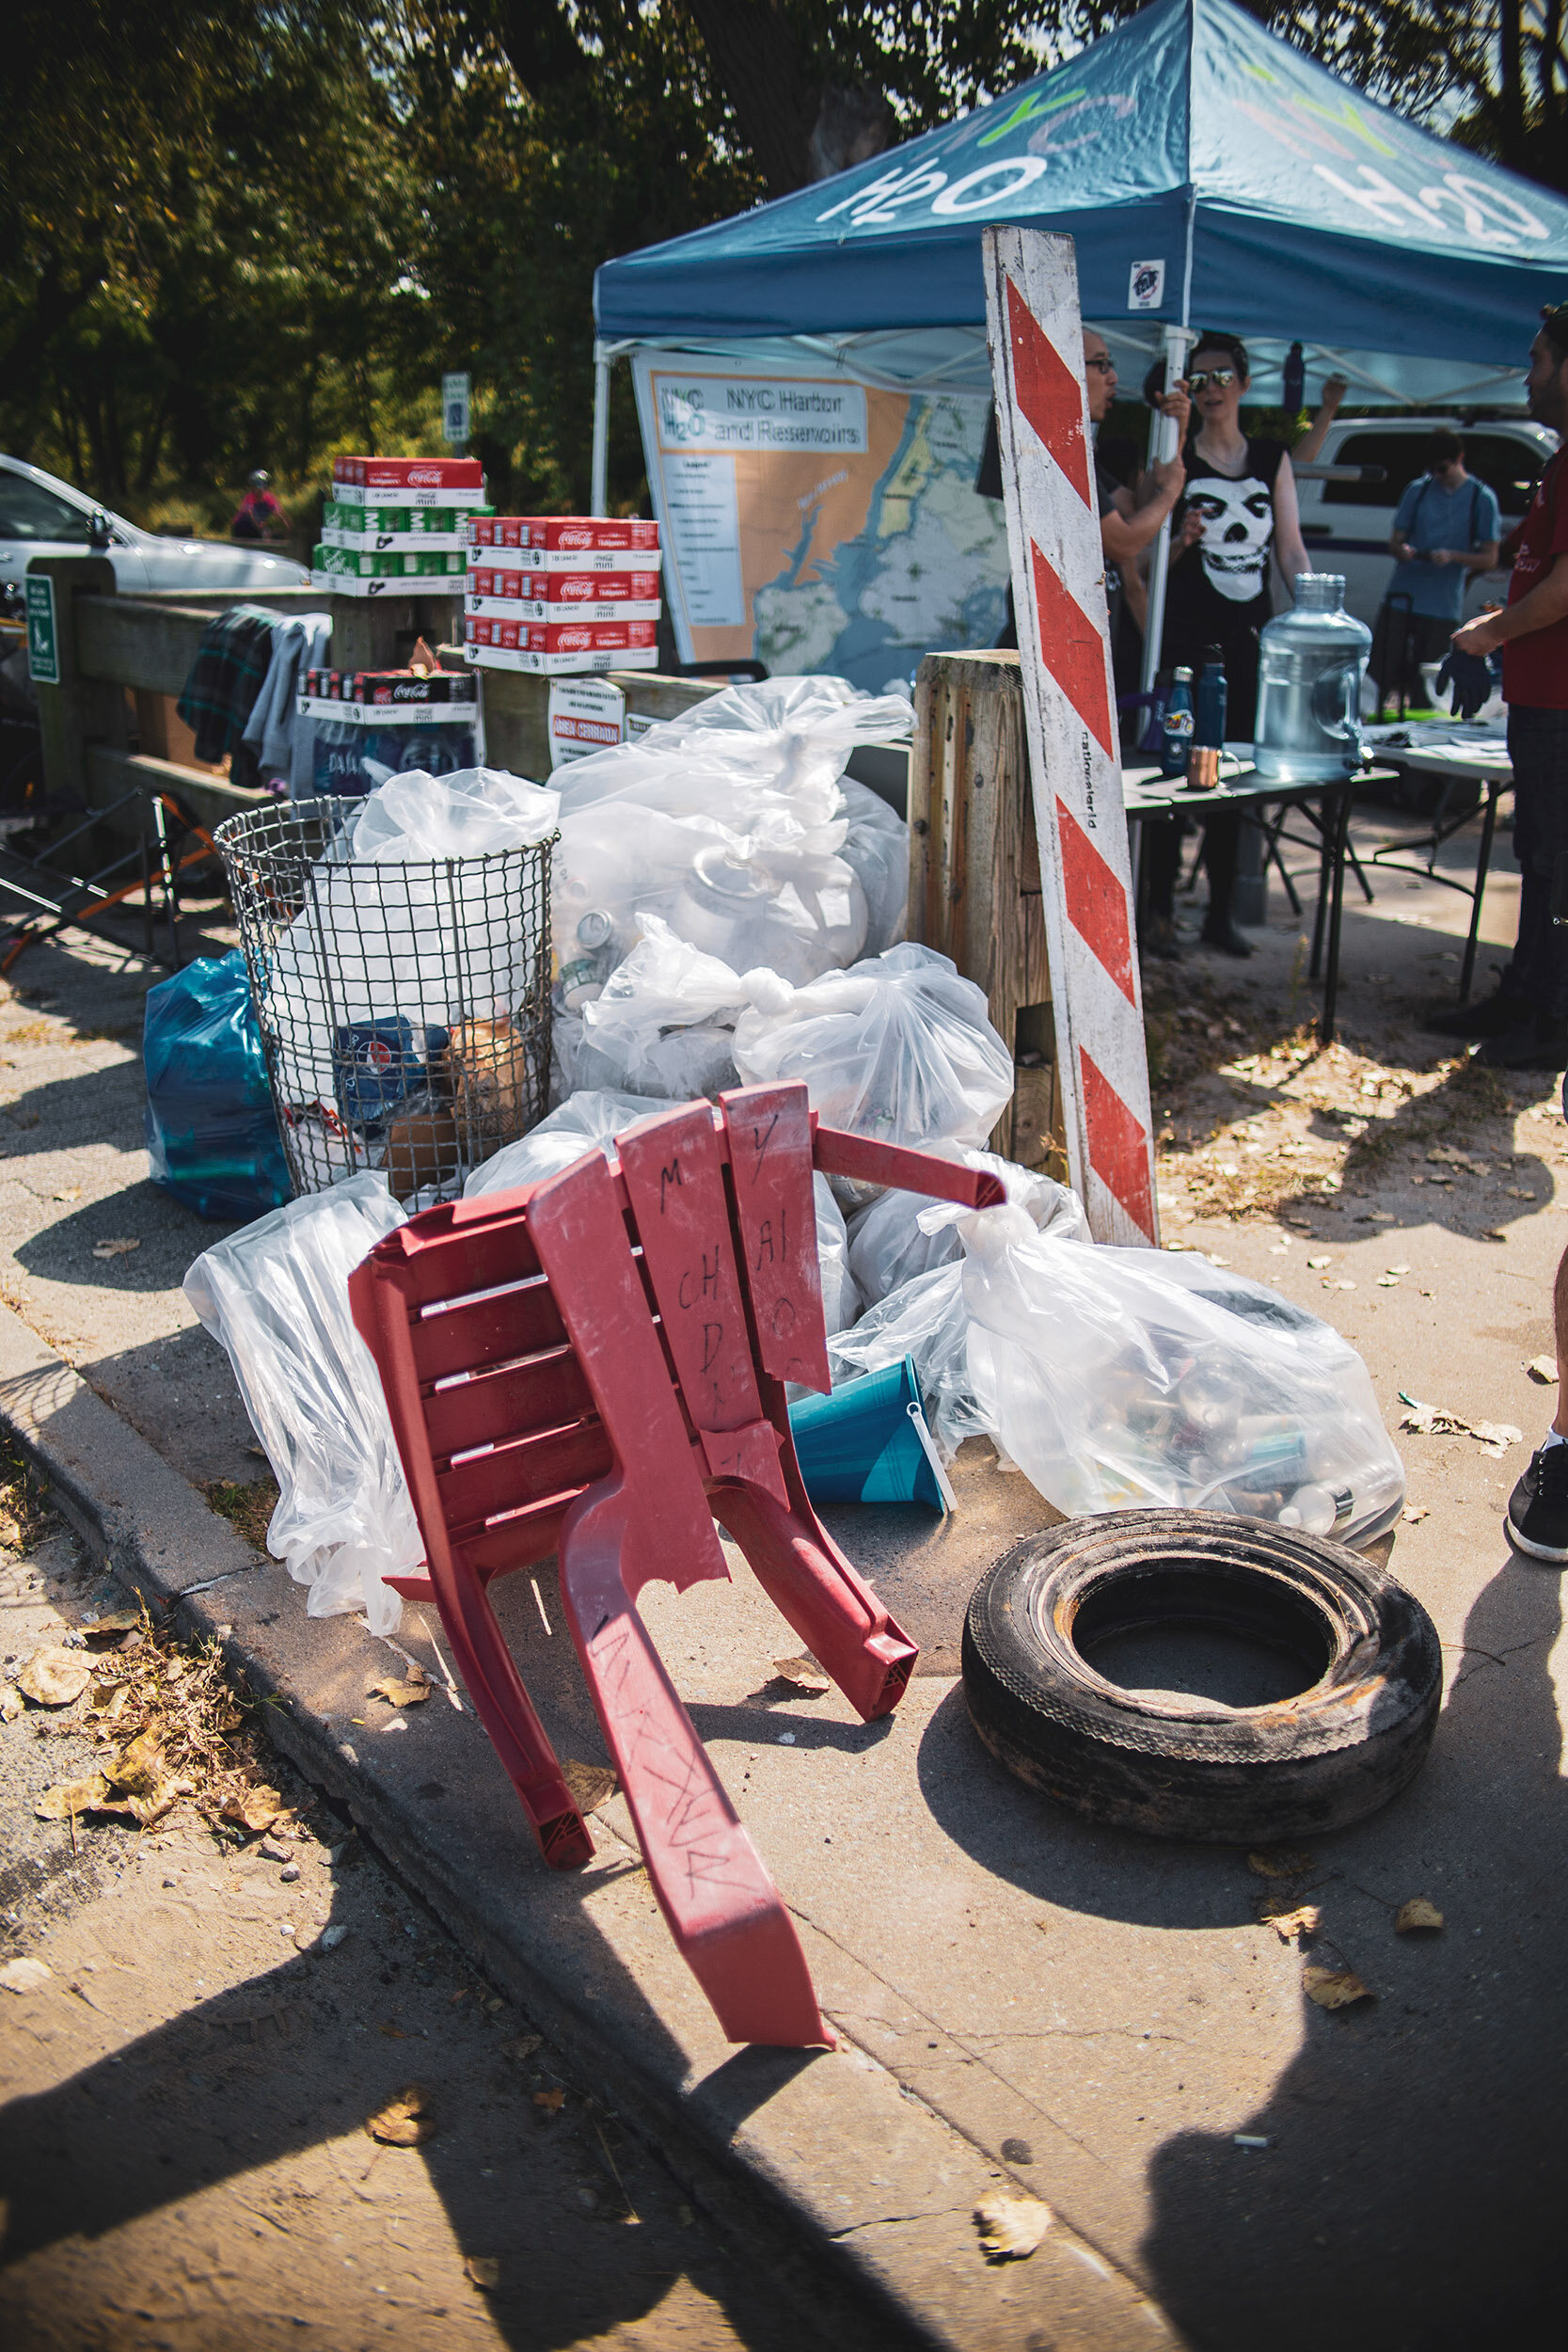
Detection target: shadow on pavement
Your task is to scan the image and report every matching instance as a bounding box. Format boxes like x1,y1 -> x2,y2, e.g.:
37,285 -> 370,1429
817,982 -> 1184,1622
0,1941 -> 797,2350
1138,1544 -> 1568,2351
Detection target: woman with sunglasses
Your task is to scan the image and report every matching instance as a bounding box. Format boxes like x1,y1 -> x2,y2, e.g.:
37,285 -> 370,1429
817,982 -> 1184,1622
1146,331 -> 1310,958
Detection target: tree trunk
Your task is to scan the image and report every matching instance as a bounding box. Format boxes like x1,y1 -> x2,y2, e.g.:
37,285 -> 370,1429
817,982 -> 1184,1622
1499,0 -> 1525,164
682,0 -> 822,196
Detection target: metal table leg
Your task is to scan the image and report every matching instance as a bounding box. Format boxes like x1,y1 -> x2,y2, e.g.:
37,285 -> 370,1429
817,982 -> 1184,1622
1319,783 -> 1353,1046
1458,779 -> 1502,1005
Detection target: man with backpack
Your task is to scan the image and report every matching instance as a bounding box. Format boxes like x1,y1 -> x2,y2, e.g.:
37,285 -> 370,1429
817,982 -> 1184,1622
1371,428 -> 1500,707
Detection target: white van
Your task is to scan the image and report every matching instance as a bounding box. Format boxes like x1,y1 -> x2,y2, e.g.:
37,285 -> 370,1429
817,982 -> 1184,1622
1291,415 -> 1558,631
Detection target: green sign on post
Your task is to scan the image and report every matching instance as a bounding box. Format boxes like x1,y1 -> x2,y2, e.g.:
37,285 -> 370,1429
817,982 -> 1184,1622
25,576 -> 59,686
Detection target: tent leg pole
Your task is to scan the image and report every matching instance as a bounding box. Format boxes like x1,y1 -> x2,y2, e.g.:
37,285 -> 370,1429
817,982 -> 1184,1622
591,351 -> 610,517
1139,322 -> 1195,695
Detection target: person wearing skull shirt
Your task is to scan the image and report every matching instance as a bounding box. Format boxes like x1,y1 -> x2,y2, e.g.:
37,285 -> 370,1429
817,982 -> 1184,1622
1146,332 -> 1310,959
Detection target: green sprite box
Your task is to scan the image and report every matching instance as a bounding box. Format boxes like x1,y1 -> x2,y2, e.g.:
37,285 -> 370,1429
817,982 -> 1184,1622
314,544 -> 467,580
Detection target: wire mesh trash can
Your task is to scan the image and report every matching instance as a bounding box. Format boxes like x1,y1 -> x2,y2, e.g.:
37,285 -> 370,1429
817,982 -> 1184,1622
215,802 -> 553,1201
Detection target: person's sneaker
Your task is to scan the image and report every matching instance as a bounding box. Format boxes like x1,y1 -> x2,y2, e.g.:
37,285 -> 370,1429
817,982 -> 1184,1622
1472,1014 -> 1568,1072
1425,984 -> 1529,1039
1506,1440 -> 1568,1563
1142,914 -> 1181,962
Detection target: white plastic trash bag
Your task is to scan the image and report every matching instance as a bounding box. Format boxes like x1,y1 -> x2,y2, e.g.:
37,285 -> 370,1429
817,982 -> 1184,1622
183,1174 -> 422,1634
548,675 -> 907,994
348,766 -> 560,862
838,779 -> 909,959
827,1262 -> 993,1462
553,800 -> 865,993
954,1213 -> 1405,1547
847,1146 -> 1085,1309
464,1088 -> 665,1196
566,916 -> 753,1098
732,944 -> 1014,1169
814,1174 -> 861,1337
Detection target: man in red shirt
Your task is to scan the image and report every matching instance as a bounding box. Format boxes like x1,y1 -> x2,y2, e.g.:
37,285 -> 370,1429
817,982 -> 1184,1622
1428,306 -> 1568,1073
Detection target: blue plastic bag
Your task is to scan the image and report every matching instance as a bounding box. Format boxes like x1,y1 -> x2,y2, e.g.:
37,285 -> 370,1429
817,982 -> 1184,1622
144,951 -> 292,1220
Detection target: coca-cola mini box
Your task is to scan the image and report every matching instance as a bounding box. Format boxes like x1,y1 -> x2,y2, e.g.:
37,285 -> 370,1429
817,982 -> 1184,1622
334,455 -> 483,490
467,516 -> 661,571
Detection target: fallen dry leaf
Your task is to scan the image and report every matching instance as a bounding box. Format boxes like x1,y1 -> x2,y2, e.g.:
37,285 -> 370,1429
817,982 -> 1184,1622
36,1772 -> 111,1820
0,1684 -> 22,1723
82,1608 -> 143,1642
91,1237 -> 140,1260
1398,1397 -> 1521,1458
1402,1504 -> 1430,1525
1259,1892 -> 1321,1942
1395,1897 -> 1445,1934
369,1672 -> 431,1709
464,2257 -> 500,2289
107,1725 -> 166,1798
1527,1357 -> 1560,1385
562,1758 -> 618,1816
771,1654 -> 831,1694
223,1783 -> 286,1834
532,2088 -> 565,2113
367,2084 -> 436,2146
18,1647 -> 91,1708
1247,1848 -> 1316,1881
501,2034 -> 544,2062
0,1957 -> 52,1994
380,2023 -> 407,2039
974,2193 -> 1053,2262
1303,1964 -> 1372,2010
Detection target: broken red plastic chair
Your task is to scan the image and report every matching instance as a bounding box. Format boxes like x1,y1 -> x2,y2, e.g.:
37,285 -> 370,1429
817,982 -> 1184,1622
349,1085 -> 1005,2047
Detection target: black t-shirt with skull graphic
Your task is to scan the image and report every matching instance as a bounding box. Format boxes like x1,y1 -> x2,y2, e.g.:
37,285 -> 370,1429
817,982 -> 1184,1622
1164,435 -> 1287,739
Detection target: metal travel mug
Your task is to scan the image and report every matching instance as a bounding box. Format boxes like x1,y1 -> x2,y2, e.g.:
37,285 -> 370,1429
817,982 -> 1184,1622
1186,746 -> 1221,790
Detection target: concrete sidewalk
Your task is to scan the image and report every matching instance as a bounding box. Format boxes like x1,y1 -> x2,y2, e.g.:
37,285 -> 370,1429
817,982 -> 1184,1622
2,811 -> 1564,2348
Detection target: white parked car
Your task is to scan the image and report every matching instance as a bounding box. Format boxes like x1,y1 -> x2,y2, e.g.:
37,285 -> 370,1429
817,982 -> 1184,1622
1291,413 -> 1558,631
0,453 -> 309,595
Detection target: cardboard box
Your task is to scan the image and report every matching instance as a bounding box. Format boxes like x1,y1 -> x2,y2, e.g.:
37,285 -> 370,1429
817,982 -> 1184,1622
466,615 -> 657,655
313,546 -> 467,580
466,643 -> 660,675
311,572 -> 467,600
468,516 -> 660,558
334,456 -> 483,490
466,589 -> 660,624
466,566 -> 660,602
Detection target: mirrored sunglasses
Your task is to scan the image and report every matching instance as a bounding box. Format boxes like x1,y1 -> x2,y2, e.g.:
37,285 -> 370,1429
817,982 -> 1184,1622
1187,367 -> 1237,392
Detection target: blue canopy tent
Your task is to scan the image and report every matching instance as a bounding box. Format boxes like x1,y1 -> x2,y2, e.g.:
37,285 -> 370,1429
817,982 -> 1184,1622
592,0 -> 1568,677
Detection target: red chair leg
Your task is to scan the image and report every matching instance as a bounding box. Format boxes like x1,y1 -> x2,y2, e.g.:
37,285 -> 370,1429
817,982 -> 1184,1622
558,1480 -> 832,2049
426,1560 -> 594,1871
716,1470 -> 919,1724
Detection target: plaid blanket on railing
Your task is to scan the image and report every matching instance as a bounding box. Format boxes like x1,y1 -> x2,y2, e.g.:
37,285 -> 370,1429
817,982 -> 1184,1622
176,604 -> 278,764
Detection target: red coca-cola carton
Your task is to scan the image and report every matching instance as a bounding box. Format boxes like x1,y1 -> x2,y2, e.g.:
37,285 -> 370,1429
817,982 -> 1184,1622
334,455 -> 483,490
522,619 -> 657,654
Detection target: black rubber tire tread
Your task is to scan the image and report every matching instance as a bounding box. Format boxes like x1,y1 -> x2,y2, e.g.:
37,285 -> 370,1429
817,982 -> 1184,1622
961,1510 -> 1442,1844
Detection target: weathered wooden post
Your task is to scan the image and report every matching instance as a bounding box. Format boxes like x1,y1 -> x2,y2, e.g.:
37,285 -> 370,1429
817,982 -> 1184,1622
29,555 -> 127,806
908,649 -> 1066,1176
981,224 -> 1158,1246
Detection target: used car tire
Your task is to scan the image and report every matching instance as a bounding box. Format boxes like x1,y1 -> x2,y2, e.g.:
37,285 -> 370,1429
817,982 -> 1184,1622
961,1510 -> 1442,1843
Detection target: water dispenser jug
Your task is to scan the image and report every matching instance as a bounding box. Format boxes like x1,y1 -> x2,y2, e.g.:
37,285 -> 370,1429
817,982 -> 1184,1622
1252,573 -> 1371,782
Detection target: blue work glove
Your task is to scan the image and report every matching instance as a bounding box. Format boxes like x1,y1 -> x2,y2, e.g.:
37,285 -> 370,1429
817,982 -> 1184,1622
1434,647 -> 1491,720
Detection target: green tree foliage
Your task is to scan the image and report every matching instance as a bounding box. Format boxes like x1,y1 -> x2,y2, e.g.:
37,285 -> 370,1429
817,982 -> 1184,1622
3,2 -> 1560,526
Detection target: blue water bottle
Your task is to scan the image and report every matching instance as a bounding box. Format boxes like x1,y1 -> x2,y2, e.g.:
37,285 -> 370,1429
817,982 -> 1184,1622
1196,647 -> 1228,750
1160,665 -> 1196,778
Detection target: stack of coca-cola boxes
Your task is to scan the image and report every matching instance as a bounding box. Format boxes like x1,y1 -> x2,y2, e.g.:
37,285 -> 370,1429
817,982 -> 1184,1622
313,456 -> 486,593
464,516 -> 661,673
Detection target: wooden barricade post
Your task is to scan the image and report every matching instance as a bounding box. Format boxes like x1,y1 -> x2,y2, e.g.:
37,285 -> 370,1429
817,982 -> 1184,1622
981,224 -> 1159,1247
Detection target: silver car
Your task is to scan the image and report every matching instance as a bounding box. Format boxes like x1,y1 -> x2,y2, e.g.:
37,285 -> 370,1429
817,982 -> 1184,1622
0,453 -> 309,595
